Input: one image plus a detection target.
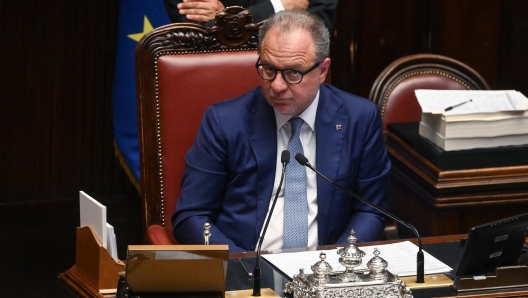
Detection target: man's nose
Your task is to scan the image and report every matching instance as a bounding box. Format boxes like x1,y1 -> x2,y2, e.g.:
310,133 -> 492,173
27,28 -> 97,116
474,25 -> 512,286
271,72 -> 289,92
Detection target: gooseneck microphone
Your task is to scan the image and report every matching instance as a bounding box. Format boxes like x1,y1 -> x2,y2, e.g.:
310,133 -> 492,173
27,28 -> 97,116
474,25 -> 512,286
294,153 -> 425,283
253,150 -> 290,296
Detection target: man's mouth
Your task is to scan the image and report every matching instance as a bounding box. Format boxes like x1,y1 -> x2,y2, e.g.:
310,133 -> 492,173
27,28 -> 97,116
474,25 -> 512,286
270,94 -> 292,101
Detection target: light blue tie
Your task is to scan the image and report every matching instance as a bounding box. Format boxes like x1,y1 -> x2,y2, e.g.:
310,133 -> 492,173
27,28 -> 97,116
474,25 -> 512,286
283,117 -> 308,249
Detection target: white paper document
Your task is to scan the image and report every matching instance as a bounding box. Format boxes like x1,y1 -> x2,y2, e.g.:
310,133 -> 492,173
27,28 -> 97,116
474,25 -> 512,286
106,223 -> 118,262
262,241 -> 453,278
79,191 -> 107,248
415,90 -> 528,115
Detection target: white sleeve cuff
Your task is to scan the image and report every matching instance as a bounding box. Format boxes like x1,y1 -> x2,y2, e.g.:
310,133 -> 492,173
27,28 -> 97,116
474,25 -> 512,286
270,0 -> 284,13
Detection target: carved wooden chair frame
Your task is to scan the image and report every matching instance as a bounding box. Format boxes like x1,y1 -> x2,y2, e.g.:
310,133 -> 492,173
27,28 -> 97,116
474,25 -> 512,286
135,7 -> 262,243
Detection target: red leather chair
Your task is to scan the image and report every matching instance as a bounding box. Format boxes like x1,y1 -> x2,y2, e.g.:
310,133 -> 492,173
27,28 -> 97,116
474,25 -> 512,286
135,7 -> 261,244
369,54 -> 490,131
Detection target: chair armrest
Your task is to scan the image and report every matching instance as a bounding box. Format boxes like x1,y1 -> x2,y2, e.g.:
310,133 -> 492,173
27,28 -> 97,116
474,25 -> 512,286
147,225 -> 175,244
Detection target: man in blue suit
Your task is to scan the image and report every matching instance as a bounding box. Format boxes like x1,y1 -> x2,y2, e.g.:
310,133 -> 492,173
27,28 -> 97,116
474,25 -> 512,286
172,10 -> 391,252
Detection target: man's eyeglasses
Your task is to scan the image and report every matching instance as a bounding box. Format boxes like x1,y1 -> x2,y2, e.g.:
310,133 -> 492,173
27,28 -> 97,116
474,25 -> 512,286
255,58 -> 321,84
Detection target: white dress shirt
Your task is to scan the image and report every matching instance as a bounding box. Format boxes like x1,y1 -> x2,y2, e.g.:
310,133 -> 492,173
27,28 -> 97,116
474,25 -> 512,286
258,91 -> 320,251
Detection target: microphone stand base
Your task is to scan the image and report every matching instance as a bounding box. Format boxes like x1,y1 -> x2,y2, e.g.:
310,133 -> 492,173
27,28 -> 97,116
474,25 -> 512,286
400,274 -> 452,289
225,288 -> 281,298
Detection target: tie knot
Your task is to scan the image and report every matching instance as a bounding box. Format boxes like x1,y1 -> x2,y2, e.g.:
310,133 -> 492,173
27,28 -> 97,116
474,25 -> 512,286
289,117 -> 304,136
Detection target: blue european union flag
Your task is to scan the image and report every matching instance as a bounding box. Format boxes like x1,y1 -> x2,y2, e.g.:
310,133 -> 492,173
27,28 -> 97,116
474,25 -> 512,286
113,0 -> 170,188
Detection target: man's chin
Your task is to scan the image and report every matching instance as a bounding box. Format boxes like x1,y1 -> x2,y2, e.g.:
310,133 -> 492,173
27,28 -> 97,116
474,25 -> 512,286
273,104 -> 295,116
265,97 -> 296,115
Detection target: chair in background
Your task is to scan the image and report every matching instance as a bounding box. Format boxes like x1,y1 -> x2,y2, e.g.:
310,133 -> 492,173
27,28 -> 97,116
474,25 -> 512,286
369,53 -> 490,131
369,54 -> 528,239
135,7 -> 261,244
369,54 -> 491,239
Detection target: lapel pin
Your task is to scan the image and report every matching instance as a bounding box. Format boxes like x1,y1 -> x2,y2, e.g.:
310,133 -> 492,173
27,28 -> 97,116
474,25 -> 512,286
335,125 -> 342,130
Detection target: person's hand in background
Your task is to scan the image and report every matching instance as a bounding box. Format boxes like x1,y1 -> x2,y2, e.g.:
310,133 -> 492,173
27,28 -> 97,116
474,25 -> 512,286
281,0 -> 309,10
177,0 -> 226,22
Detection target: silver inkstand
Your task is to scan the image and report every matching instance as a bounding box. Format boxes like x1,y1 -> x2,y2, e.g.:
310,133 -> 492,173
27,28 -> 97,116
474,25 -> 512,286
284,230 -> 413,298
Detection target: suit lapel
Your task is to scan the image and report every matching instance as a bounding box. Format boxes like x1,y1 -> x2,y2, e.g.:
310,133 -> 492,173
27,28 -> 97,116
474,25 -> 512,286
315,85 -> 349,244
245,97 -> 277,245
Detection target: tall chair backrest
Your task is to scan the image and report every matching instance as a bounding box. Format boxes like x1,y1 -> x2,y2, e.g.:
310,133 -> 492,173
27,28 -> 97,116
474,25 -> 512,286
369,54 -> 490,131
136,7 -> 261,244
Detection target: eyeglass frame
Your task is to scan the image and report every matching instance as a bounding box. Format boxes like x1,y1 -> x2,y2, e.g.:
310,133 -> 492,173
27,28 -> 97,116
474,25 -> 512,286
255,57 -> 322,84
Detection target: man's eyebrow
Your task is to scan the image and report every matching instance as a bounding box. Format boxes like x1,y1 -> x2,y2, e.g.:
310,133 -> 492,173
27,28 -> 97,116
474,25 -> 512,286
260,61 -> 305,70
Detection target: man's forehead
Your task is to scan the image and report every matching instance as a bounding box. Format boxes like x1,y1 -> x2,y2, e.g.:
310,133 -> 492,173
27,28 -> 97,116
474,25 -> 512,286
265,27 -> 309,42
260,28 -> 315,60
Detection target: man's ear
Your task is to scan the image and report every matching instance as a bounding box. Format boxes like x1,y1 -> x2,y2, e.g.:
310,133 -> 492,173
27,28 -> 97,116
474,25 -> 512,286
318,57 -> 331,84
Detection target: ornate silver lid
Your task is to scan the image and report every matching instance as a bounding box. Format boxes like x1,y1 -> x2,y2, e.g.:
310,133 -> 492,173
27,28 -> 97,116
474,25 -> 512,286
311,252 -> 333,284
337,229 -> 366,259
367,248 -> 389,280
337,229 -> 366,282
312,252 -> 333,274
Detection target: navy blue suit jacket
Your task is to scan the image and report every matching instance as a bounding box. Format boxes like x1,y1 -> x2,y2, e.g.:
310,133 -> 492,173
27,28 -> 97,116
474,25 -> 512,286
172,84 -> 391,252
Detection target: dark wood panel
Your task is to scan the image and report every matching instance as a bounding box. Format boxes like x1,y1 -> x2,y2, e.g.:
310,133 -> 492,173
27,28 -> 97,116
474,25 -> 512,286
0,0 -> 136,203
436,0 -> 501,88
497,0 -> 528,97
330,0 -> 528,99
331,0 -> 424,97
329,0 -> 360,93
0,7 -> 145,296
355,0 -> 424,98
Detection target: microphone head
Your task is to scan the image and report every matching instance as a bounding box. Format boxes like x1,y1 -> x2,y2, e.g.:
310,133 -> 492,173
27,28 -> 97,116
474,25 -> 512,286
295,153 -> 308,166
281,150 -> 290,164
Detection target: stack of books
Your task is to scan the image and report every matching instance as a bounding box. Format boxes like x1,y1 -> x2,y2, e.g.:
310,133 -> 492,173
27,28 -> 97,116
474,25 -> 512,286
415,90 -> 528,151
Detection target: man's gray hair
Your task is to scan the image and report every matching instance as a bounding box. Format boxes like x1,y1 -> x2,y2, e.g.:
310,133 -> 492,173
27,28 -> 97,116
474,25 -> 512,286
258,10 -> 330,63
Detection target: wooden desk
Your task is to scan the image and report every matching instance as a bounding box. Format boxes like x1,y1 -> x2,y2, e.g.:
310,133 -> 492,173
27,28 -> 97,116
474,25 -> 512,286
60,234 -> 528,298
386,131 -> 528,237
233,234 -> 528,298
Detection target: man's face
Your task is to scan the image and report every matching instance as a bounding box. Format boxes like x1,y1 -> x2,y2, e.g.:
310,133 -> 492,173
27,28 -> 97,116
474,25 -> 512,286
259,28 -> 330,116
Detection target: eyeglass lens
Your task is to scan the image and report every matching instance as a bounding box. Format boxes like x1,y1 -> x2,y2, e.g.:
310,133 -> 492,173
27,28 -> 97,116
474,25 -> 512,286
258,65 -> 303,84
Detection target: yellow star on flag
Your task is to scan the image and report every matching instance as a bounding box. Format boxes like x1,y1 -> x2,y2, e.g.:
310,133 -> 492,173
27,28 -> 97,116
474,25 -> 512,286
128,16 -> 154,42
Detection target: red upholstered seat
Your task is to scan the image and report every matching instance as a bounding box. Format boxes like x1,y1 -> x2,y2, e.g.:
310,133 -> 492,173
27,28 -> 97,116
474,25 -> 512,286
136,8 -> 261,244
369,54 -> 490,131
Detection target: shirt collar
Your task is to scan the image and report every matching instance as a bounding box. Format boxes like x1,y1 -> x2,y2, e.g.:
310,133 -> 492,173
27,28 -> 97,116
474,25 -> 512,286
274,90 -> 320,131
